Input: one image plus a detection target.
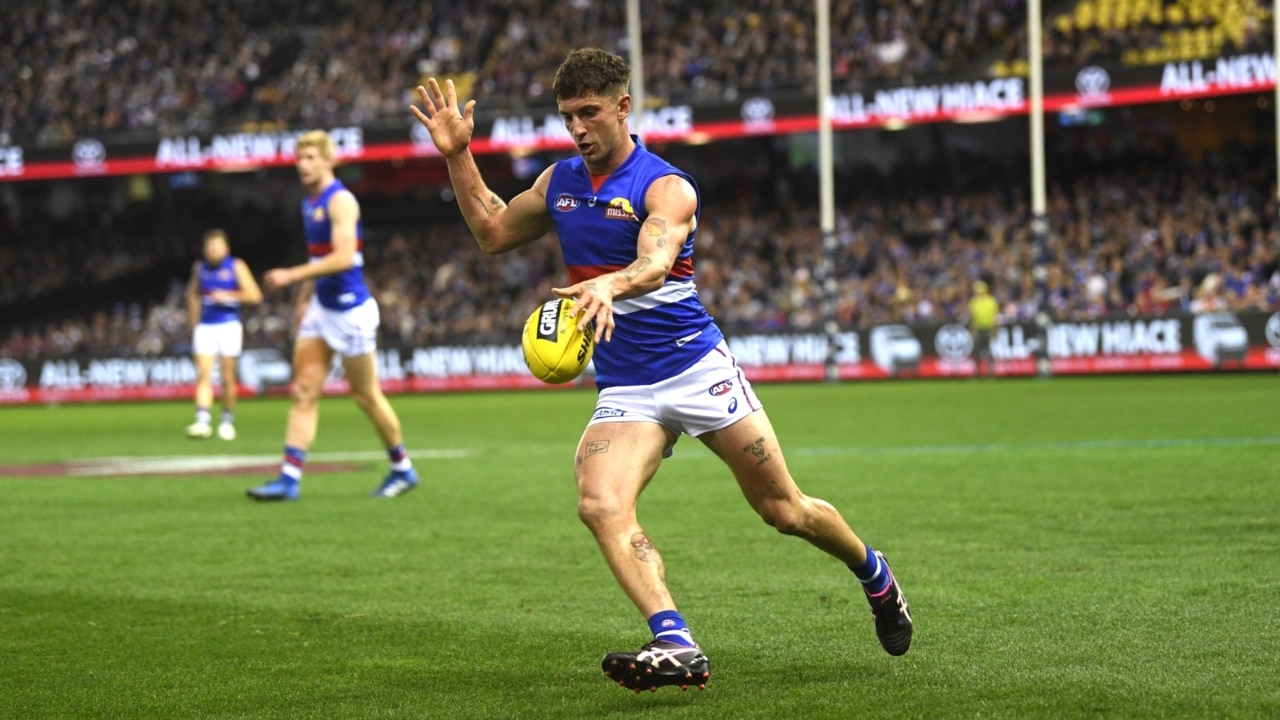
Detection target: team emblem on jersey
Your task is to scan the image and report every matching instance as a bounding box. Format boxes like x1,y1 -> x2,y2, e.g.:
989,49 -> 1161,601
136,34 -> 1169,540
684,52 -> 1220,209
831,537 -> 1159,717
554,194 -> 580,212
218,269 -> 232,280
605,197 -> 636,220
311,207 -> 326,222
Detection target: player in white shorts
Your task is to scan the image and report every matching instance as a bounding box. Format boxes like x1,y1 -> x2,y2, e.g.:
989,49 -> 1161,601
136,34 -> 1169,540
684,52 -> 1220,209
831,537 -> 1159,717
414,48 -> 912,693
185,229 -> 262,440
246,130 -> 416,502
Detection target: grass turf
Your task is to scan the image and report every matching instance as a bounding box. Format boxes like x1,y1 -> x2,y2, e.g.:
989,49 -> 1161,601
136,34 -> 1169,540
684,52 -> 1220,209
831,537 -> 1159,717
1,374 -> 1277,719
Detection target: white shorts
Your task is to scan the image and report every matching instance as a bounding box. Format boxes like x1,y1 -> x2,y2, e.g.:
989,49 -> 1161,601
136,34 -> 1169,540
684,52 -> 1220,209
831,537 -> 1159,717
589,341 -> 762,439
297,296 -> 379,357
192,321 -> 243,358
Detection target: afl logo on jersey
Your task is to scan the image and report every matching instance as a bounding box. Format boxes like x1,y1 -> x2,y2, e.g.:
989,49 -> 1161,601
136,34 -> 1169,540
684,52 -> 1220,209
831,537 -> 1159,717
554,194 -> 580,212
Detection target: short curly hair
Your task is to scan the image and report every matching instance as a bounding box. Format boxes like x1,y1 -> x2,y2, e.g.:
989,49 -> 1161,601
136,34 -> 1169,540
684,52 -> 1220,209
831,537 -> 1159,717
552,48 -> 630,102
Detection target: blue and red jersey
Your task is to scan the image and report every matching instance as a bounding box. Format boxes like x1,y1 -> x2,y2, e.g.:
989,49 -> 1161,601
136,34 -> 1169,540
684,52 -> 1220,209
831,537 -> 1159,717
546,138 -> 722,388
302,179 -> 370,310
198,256 -> 241,324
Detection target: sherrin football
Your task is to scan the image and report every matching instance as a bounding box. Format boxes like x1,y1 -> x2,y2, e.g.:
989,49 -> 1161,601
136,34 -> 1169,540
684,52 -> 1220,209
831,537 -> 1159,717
521,298 -> 595,384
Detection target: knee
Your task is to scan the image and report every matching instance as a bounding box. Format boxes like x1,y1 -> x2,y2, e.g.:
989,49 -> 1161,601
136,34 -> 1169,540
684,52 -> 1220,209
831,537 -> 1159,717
290,377 -> 322,408
349,388 -> 376,412
350,385 -> 390,416
577,492 -> 624,532
757,496 -> 810,537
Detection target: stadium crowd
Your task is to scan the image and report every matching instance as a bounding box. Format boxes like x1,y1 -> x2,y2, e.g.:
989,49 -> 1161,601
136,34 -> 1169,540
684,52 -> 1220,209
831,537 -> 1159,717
3,143 -> 1277,360
2,0 -> 1025,145
993,0 -> 1272,74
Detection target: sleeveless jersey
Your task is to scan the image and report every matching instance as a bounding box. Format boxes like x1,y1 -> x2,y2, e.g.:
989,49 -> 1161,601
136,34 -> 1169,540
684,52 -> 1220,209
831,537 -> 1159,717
302,179 -> 370,310
546,138 -> 722,389
198,256 -> 241,324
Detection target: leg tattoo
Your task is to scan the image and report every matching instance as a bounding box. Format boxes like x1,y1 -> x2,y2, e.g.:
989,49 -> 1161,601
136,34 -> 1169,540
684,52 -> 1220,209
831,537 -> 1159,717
743,436 -> 773,466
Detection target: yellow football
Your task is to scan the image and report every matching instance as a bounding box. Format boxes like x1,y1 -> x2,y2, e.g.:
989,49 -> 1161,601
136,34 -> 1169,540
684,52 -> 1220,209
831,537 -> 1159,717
521,298 -> 595,384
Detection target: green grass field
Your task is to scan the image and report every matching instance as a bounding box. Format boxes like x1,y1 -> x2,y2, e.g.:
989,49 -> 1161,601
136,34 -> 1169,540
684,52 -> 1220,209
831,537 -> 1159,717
2,375 -> 1277,719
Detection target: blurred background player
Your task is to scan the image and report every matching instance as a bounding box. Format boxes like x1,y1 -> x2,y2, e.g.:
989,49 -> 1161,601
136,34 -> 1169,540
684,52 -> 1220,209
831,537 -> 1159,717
245,131 -> 416,501
412,49 -> 912,692
185,228 -> 262,440
969,280 -> 999,378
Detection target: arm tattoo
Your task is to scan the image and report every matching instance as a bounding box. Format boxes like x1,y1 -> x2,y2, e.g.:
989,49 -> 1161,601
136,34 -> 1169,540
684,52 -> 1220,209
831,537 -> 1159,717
620,256 -> 653,285
743,436 -> 773,466
630,532 -> 657,562
642,217 -> 669,249
469,185 -> 505,217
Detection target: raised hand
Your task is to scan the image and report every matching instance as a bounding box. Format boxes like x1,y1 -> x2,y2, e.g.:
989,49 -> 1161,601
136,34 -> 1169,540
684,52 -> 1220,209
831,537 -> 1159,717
410,78 -> 476,159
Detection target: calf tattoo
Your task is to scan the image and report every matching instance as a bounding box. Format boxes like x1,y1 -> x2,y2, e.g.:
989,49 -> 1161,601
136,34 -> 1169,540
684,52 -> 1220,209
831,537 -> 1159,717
743,436 -> 773,465
630,532 -> 657,562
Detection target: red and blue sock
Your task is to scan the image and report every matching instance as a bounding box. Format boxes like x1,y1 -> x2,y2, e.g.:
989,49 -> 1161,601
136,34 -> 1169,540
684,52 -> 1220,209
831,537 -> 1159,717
280,445 -> 306,482
387,444 -> 413,473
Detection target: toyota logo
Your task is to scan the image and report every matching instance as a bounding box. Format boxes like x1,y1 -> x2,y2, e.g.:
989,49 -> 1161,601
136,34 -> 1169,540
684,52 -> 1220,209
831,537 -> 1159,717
934,324 -> 974,361
741,97 -> 775,127
1075,66 -> 1110,101
0,358 -> 27,390
72,138 -> 106,167
1266,312 -> 1280,350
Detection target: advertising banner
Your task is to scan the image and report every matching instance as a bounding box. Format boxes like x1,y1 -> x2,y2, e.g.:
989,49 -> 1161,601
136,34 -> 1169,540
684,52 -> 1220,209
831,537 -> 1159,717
3,53 -> 1274,183
1,312 -> 1276,405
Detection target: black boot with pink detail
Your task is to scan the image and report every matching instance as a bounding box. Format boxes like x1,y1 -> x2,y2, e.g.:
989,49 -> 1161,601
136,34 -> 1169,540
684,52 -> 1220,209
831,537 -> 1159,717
601,640 -> 711,692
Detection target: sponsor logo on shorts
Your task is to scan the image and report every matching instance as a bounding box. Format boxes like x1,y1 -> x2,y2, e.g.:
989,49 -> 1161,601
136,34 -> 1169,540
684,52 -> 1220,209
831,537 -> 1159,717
708,379 -> 733,396
554,194 -> 580,212
727,398 -> 738,414
592,407 -> 626,419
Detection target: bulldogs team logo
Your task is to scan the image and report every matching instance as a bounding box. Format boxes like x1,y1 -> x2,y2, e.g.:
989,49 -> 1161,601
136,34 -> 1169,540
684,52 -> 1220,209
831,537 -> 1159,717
708,380 -> 733,396
311,207 -> 326,222
554,194 -> 580,212
605,197 -> 636,220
